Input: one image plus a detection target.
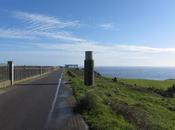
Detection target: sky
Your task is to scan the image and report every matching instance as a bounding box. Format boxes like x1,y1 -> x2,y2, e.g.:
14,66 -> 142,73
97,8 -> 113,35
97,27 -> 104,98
0,0 -> 175,66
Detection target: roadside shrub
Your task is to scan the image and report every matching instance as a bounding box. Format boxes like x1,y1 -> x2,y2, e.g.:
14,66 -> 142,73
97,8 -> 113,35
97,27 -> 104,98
150,84 -> 175,97
77,90 -> 103,112
165,84 -> 175,97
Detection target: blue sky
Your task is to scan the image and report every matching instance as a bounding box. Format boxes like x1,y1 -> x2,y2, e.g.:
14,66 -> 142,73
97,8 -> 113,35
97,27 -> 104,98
0,0 -> 175,66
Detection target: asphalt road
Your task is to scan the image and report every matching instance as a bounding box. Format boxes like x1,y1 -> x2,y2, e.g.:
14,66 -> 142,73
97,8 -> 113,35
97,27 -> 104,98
0,69 -> 63,130
48,77 -> 88,130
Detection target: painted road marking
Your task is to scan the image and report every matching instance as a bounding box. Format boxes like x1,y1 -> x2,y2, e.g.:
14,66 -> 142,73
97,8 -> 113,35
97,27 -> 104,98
44,72 -> 63,129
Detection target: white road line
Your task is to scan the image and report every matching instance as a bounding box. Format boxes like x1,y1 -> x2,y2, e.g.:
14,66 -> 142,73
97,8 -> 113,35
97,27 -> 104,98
44,71 -> 63,129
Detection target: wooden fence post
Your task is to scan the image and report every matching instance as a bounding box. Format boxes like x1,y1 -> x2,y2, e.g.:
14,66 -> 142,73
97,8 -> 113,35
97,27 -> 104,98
8,61 -> 14,85
84,51 -> 94,86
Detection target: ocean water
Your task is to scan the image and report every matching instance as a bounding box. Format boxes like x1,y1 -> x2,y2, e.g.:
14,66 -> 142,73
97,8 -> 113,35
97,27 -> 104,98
95,67 -> 175,80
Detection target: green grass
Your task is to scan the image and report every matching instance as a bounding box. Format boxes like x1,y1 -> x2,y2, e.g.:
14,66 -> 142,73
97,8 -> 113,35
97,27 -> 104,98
119,78 -> 175,90
66,69 -> 175,130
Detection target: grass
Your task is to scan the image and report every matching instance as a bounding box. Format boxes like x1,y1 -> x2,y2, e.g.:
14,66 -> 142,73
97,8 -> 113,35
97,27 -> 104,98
66,69 -> 175,130
119,78 -> 175,90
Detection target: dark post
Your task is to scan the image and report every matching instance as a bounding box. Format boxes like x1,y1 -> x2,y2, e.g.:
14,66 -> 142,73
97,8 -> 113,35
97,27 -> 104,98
8,61 -> 14,85
84,51 -> 94,86
40,66 -> 42,76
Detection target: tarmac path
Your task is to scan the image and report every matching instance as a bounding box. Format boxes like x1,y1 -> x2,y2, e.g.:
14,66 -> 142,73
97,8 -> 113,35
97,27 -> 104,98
0,69 -> 88,130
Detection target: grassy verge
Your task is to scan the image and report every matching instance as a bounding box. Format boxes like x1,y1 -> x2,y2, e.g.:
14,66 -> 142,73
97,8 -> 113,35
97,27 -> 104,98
66,69 -> 175,130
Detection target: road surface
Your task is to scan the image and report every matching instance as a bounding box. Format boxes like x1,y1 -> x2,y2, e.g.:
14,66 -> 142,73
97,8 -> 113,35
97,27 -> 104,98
0,69 -> 88,130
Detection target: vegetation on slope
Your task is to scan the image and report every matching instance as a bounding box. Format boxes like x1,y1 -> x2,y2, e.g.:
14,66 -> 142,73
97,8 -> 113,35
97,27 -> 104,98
120,78 -> 175,90
66,69 -> 175,130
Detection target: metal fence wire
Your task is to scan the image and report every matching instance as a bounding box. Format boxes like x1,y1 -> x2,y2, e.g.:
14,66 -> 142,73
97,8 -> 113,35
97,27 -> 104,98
0,64 -> 9,82
14,66 -> 54,81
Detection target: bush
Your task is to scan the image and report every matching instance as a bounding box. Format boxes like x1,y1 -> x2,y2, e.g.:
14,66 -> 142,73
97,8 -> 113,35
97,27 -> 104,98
77,90 -> 103,112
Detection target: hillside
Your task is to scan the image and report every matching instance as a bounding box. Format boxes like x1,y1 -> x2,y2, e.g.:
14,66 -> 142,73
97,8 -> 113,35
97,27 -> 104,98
66,69 -> 175,130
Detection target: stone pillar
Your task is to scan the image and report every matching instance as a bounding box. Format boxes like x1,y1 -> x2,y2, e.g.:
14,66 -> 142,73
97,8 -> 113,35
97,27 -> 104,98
84,51 -> 94,86
8,61 -> 14,85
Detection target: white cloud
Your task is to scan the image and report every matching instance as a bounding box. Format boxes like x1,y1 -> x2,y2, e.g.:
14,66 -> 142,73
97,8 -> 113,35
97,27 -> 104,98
35,31 -> 85,42
3,42 -> 175,66
2,41 -> 175,66
1,10 -> 175,66
0,28 -> 85,42
12,11 -> 80,31
0,28 -> 36,39
117,45 -> 175,53
99,23 -> 114,30
0,11 -> 85,42
35,42 -> 175,54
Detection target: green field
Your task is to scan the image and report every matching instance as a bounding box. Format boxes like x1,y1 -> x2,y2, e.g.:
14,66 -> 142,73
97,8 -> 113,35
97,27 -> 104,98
120,78 -> 175,90
66,69 -> 175,130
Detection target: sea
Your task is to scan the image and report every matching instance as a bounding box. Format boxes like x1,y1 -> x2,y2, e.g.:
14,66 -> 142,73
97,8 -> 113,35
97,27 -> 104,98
95,67 -> 175,80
